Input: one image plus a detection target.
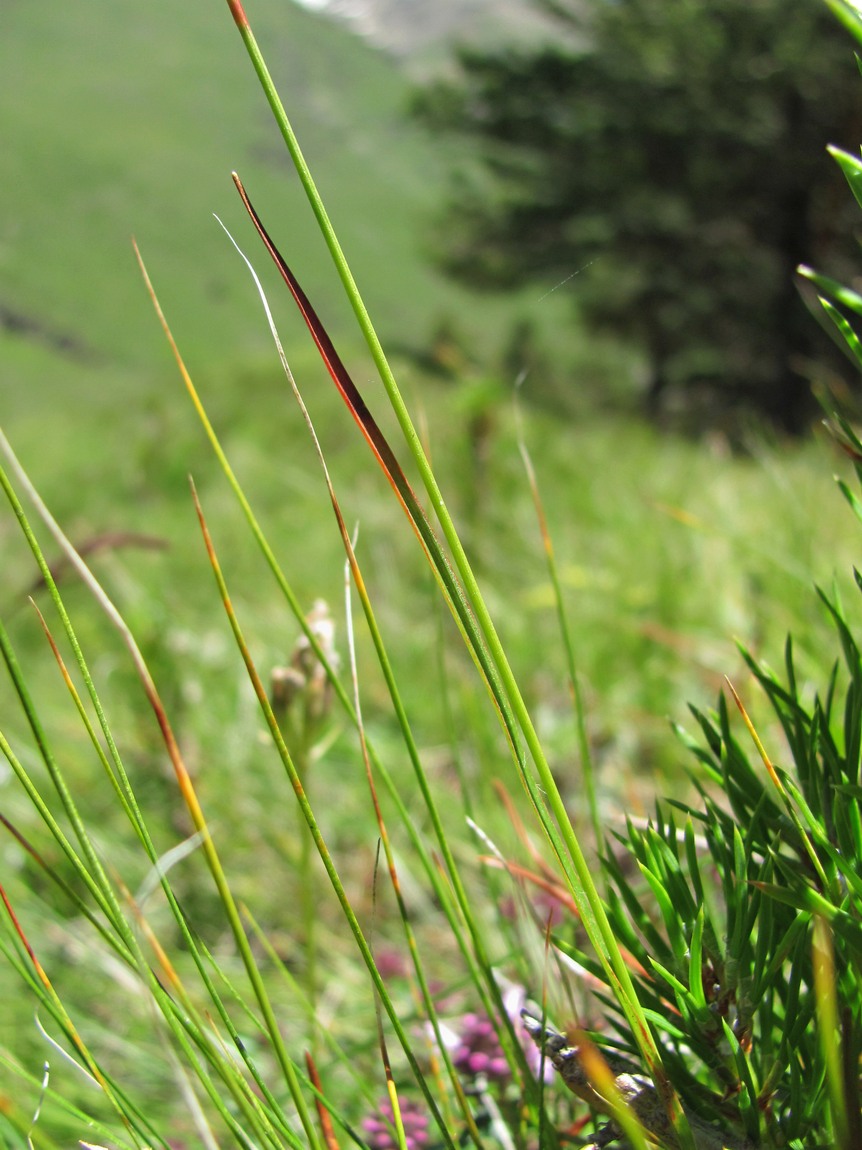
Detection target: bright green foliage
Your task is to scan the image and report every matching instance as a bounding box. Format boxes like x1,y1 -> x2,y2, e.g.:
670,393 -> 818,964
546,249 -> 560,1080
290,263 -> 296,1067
550,602 -> 862,1145
413,0 -> 860,433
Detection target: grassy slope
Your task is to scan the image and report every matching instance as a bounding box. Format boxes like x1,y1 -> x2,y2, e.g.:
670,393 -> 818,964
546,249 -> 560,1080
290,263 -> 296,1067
0,0 -> 570,497
3,0 -> 861,917
0,0 -> 462,368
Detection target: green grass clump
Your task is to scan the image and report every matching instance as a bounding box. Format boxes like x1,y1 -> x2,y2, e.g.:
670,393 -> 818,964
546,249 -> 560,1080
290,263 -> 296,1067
2,1 -> 862,1147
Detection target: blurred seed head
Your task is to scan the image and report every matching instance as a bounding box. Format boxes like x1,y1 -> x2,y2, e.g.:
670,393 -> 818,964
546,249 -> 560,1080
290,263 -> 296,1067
270,599 -> 338,725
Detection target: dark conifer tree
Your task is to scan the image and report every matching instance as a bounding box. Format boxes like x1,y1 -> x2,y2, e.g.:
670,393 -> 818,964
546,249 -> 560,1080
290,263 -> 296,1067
413,0 -> 862,432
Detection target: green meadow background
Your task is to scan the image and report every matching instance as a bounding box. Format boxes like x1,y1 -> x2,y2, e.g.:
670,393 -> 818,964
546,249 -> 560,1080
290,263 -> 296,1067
2,0 -> 862,1133
2,0 -> 860,848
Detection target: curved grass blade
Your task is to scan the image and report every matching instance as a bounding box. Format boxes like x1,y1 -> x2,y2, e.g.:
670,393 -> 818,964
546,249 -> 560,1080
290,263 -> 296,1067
824,0 -> 862,45
189,480 -> 457,1150
229,178 -> 686,1140
133,237 -> 505,1045
225,5 -> 677,1127
229,176 -> 524,771
203,218 -> 559,1104
0,882 -> 159,1146
0,436 -> 317,1148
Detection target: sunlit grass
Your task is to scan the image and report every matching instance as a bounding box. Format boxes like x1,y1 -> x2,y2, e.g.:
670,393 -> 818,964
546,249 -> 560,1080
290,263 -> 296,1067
3,1 -> 862,1146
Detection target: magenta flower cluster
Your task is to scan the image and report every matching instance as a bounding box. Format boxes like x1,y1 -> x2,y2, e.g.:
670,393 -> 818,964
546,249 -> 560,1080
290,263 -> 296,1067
451,1011 -> 510,1083
361,1098 -> 430,1150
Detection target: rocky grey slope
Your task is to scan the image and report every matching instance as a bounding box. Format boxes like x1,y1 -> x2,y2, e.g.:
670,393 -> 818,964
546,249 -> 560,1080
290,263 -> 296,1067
293,0 -> 565,61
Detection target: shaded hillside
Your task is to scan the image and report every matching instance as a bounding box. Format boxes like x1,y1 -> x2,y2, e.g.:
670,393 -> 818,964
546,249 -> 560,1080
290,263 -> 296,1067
1,0 -> 562,453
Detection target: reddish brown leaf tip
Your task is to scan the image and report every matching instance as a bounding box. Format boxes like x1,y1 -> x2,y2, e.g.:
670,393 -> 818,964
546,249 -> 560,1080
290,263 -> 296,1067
226,0 -> 250,29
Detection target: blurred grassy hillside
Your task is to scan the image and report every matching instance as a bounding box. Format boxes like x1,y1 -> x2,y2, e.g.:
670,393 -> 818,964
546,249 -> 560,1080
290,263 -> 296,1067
2,0 -> 580,502
2,0 -> 862,790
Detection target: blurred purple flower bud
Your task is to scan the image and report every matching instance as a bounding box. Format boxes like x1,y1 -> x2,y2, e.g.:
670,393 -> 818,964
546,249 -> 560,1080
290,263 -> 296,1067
452,1012 -> 511,1084
362,1097 -> 430,1150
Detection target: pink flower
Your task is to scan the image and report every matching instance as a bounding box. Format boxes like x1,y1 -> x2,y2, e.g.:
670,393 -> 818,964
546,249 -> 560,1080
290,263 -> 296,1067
361,1097 -> 430,1150
433,980 -> 555,1088
451,1011 -> 511,1083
